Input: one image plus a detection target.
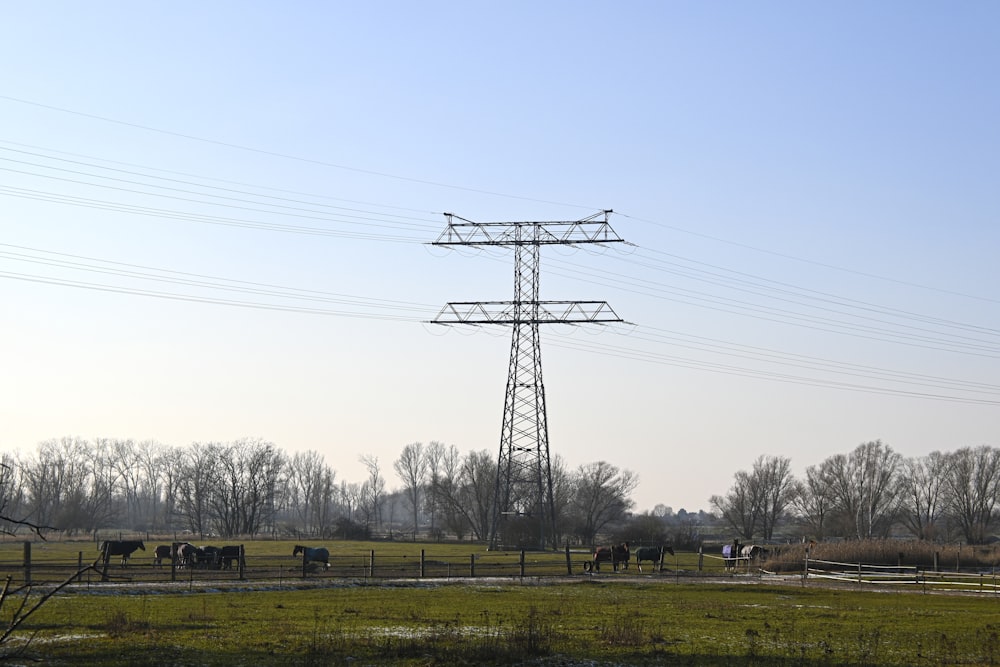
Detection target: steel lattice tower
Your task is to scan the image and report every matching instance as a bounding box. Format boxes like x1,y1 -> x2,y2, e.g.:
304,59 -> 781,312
431,211 -> 624,549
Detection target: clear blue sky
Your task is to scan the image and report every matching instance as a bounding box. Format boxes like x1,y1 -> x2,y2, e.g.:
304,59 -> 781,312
1,2 -> 997,513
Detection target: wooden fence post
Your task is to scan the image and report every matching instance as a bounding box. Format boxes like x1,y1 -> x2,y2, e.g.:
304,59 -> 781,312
100,542 -> 110,582
470,553 -> 475,578
565,544 -> 572,575
369,549 -> 375,579
238,544 -> 245,580
519,550 -> 525,578
420,549 -> 425,578
23,541 -> 31,586
697,545 -> 703,571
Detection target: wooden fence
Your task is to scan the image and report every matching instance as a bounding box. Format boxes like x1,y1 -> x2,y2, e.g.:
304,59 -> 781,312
802,555 -> 1000,594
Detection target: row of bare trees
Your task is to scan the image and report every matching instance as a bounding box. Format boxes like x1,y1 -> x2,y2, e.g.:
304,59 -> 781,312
393,441 -> 638,546
711,440 -> 1000,544
0,437 -> 638,545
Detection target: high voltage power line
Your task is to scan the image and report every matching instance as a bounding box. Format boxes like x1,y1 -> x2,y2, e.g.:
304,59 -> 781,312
1,97 -> 997,406
0,244 -> 435,319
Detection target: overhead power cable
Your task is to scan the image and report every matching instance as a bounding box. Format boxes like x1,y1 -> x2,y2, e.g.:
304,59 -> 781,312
0,244 -> 436,317
0,95 -> 597,210
615,211 -> 1000,306
0,145 -> 441,229
0,186 -> 426,242
540,255 -> 1000,358
545,332 -> 1000,406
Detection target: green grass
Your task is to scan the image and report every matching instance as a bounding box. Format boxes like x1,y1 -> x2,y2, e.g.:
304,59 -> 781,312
5,578 -> 1000,665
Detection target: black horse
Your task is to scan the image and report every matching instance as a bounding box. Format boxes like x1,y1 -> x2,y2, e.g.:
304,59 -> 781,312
633,545 -> 675,572
220,545 -> 243,570
99,540 -> 145,567
152,544 -> 172,567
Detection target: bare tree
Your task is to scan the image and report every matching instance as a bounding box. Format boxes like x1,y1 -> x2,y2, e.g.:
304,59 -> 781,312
428,448 -> 494,540
792,463 -> 836,540
569,461 -> 638,544
0,455 -> 29,536
710,469 -> 760,539
393,442 -> 427,540
943,445 -> 1000,544
359,455 -> 385,534
428,444 -> 473,539
175,443 -> 220,537
424,441 -> 446,537
898,452 -> 948,540
212,438 -> 283,537
755,456 -> 796,540
549,453 -> 573,547
19,438 -> 118,534
824,441 -> 901,539
287,450 -> 334,536
455,449 -> 495,540
157,446 -> 184,532
338,480 -> 361,523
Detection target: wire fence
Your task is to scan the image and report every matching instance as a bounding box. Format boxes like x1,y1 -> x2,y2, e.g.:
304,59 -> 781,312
0,542 -> 590,588
3,541 -> 998,596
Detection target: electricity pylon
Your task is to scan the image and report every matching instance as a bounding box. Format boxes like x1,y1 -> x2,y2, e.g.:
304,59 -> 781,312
430,211 -> 624,549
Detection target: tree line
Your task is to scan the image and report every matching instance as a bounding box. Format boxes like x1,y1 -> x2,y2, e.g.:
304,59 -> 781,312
4,436 -> 996,547
0,437 -> 638,546
711,440 -> 1000,544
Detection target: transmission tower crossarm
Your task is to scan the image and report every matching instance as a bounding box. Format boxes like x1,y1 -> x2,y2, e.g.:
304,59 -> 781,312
432,220 -> 625,246
430,300 -> 622,324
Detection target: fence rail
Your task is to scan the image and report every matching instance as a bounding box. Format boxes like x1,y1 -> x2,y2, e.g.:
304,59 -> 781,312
803,556 -> 1000,593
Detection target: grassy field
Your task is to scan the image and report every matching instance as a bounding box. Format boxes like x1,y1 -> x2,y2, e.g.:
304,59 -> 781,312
1,538 -> 999,665
2,569 -> 1000,664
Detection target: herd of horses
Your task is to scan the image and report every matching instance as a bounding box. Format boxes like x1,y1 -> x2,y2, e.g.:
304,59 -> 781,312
97,540 -> 330,570
586,541 -> 768,573
98,539 -> 767,575
586,543 -> 676,572
721,541 -> 768,571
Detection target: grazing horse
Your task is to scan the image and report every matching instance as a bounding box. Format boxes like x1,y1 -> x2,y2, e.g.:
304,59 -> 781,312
633,545 -> 675,572
99,540 -> 145,567
153,544 -> 172,567
292,545 -> 330,570
591,542 -> 630,572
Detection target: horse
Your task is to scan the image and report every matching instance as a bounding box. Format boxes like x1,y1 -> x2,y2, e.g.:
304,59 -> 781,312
152,544 -> 172,567
741,544 -> 768,562
633,545 -> 675,572
292,545 -> 330,570
198,545 -> 222,569
99,540 -> 145,567
722,543 -> 739,571
591,542 -> 630,572
220,545 -> 243,570
175,542 -> 202,568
